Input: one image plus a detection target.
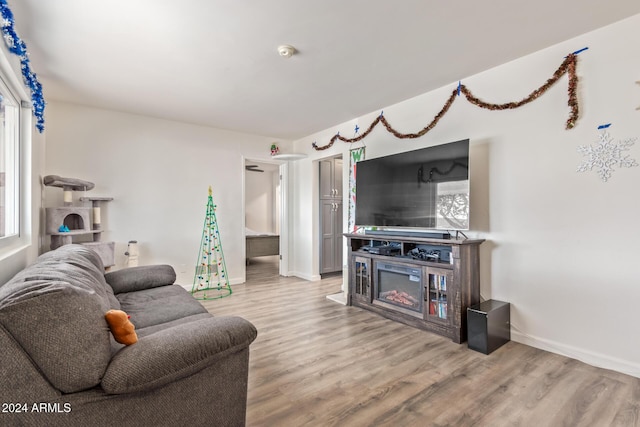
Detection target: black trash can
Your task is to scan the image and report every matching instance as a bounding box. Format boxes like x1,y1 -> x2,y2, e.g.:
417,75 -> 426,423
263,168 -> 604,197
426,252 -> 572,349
467,300 -> 510,355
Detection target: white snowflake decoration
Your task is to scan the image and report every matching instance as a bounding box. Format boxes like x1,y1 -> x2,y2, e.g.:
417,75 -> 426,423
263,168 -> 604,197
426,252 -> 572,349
577,131 -> 638,182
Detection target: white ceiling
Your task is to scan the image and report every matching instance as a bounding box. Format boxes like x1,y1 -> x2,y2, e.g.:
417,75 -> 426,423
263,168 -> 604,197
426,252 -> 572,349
11,1 -> 640,140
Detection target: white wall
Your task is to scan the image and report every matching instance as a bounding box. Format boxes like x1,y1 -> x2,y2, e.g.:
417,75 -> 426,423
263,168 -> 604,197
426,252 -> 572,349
291,14 -> 640,377
44,102 -> 290,285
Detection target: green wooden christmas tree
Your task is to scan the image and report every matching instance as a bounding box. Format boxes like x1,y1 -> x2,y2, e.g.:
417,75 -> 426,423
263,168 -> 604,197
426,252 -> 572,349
191,186 -> 232,300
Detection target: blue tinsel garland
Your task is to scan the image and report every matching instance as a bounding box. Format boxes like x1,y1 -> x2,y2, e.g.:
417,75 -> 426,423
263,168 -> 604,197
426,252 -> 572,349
0,0 -> 45,132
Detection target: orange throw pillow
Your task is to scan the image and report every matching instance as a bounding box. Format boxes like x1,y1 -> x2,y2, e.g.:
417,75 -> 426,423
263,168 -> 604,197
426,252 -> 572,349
105,309 -> 138,345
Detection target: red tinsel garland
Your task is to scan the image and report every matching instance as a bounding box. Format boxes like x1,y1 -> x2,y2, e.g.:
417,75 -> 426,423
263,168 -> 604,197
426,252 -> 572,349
312,53 -> 579,151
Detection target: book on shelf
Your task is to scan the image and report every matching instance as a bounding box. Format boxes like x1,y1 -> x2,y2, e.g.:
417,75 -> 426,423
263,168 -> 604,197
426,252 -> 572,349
439,299 -> 447,318
430,297 -> 447,318
439,276 -> 446,292
430,275 -> 447,292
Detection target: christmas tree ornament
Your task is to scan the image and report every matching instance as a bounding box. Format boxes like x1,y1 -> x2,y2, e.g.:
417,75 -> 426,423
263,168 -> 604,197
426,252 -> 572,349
577,126 -> 638,182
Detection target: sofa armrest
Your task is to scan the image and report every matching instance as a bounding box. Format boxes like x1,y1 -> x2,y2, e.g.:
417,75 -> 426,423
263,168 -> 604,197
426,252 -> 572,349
104,265 -> 176,294
101,316 -> 257,394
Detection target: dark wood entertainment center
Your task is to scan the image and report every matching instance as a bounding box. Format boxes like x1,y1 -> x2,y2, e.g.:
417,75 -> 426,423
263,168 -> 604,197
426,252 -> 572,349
345,232 -> 484,343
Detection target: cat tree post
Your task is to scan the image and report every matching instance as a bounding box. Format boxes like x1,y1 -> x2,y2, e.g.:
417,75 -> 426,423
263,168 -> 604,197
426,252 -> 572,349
79,196 -> 114,241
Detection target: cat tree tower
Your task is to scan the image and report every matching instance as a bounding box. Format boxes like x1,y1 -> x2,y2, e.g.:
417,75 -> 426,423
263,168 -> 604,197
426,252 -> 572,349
44,175 -> 115,268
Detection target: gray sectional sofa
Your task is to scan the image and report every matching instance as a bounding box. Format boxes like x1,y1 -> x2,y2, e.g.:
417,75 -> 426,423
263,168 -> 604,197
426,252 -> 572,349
0,244 -> 257,426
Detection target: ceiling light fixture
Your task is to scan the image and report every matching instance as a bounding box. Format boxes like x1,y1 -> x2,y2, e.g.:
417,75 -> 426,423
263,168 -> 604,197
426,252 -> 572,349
277,45 -> 296,58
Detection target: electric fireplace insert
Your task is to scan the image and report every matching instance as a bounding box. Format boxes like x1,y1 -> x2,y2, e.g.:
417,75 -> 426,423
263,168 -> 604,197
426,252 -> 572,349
374,262 -> 423,318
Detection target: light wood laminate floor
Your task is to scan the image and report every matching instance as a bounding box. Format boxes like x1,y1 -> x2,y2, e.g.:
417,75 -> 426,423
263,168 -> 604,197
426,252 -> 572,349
201,256 -> 640,427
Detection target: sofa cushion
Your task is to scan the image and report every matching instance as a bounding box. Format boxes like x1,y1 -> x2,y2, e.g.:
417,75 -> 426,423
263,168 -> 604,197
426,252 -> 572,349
4,244 -> 120,310
105,265 -> 176,294
136,313 -> 212,338
0,245 -> 116,393
108,313 -> 213,355
0,281 -> 112,393
117,285 -> 208,329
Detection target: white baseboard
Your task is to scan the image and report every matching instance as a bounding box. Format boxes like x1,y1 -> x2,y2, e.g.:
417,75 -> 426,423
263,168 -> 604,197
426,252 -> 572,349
326,291 -> 348,305
289,271 -> 321,281
511,329 -> 640,379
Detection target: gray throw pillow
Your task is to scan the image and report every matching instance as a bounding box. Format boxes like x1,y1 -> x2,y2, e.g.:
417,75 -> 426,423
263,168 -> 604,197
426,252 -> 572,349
105,265 -> 177,294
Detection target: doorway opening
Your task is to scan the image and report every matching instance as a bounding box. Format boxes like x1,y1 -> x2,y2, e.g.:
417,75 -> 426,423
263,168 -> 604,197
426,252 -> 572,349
244,159 -> 285,279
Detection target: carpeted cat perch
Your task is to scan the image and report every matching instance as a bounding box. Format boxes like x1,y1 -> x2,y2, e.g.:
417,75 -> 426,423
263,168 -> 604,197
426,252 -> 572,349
191,186 -> 232,300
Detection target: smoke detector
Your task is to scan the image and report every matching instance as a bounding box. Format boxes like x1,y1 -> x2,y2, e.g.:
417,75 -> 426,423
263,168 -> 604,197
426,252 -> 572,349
277,45 -> 296,58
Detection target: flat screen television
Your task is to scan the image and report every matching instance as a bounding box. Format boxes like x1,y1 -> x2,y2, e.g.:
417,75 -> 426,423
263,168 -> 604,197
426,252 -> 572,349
355,139 -> 470,230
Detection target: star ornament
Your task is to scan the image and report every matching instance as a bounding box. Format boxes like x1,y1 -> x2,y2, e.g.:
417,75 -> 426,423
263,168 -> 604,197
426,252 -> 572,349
577,131 -> 638,182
